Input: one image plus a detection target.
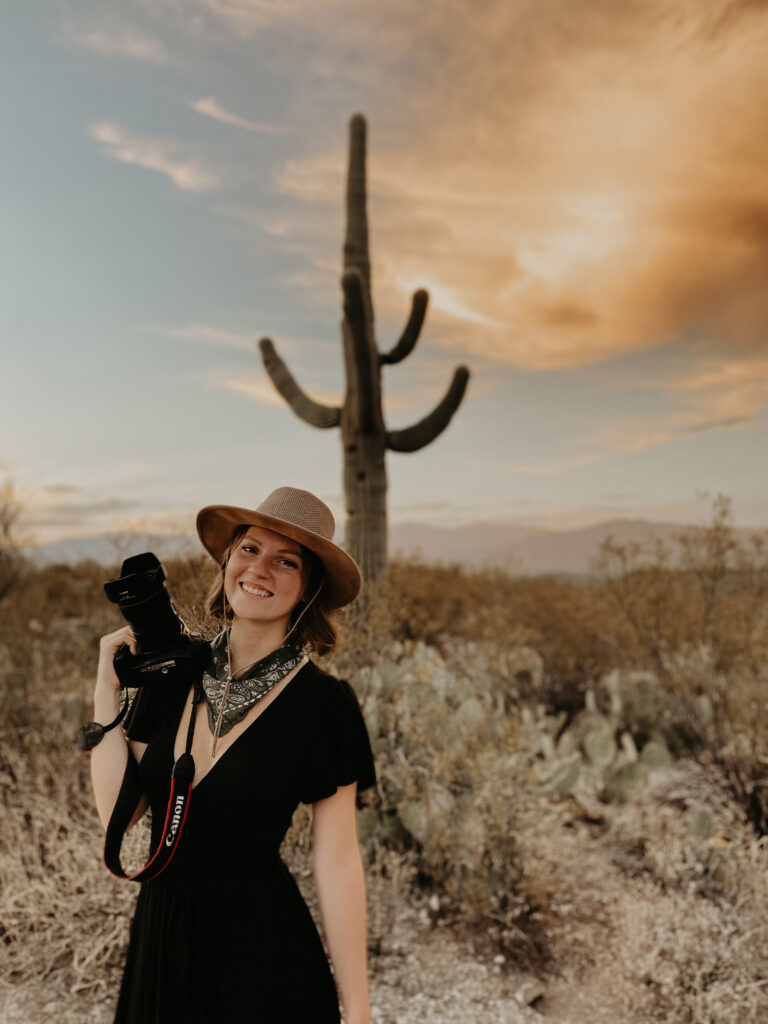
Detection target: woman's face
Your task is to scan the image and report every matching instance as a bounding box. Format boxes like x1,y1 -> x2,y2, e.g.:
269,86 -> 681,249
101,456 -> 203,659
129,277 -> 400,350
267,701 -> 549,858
223,526 -> 307,629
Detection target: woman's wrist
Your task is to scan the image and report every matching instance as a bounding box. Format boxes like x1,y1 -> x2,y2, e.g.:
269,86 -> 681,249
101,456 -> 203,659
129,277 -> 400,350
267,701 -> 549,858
343,1011 -> 370,1024
342,993 -> 371,1024
94,626 -> 136,714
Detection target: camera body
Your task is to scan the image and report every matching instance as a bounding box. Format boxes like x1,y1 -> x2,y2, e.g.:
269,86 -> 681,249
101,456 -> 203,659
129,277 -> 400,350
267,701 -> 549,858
104,552 -> 208,741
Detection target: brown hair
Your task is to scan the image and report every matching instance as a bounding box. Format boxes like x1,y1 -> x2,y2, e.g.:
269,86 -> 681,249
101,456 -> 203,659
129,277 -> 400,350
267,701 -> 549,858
203,525 -> 338,656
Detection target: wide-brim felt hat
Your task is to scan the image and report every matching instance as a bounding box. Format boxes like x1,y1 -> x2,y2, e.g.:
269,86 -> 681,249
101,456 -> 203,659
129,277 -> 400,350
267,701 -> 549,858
196,486 -> 361,608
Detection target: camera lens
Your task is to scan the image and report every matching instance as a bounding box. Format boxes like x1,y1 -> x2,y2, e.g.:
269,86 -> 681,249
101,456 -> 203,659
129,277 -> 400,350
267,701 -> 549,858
104,553 -> 183,654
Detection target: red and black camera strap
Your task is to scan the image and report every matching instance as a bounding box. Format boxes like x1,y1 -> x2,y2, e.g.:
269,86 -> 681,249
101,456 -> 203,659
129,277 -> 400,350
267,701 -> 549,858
104,682 -> 203,882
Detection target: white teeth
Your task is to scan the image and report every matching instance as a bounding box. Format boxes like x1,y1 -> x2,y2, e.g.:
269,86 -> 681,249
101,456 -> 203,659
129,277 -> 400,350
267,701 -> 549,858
241,583 -> 272,597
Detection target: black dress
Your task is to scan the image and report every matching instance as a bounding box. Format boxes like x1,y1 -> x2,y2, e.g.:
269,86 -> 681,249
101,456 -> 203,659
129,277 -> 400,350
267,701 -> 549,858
113,660 -> 376,1024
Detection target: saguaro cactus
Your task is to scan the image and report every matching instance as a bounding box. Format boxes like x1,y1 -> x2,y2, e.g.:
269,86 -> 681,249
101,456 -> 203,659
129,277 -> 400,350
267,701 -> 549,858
259,114 -> 470,581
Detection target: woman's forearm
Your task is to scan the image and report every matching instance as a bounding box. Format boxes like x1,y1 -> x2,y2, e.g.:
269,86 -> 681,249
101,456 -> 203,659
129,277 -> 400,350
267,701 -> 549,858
313,848 -> 370,1024
90,683 -> 130,829
89,626 -> 146,830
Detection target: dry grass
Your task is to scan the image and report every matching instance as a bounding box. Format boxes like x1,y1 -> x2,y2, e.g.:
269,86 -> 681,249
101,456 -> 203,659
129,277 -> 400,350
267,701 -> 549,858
0,725 -> 138,997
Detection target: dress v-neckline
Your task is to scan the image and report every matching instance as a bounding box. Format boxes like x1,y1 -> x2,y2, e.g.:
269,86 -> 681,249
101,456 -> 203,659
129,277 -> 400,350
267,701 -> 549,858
173,659 -> 309,793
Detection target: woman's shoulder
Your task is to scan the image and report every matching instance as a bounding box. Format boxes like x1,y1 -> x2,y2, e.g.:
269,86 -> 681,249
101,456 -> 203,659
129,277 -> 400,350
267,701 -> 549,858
298,658 -> 344,690
297,660 -> 360,705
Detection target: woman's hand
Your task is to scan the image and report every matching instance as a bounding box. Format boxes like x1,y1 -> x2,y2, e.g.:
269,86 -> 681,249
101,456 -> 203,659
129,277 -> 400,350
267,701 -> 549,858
95,625 -> 136,702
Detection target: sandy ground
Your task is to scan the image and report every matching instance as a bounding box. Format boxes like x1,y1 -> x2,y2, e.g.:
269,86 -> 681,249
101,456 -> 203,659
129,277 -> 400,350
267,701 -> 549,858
0,898 -> 539,1024
0,865 -> 638,1024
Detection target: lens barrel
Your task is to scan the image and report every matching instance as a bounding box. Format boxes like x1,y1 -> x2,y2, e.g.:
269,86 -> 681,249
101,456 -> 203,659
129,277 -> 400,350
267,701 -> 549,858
104,553 -> 183,656
90,551 -> 209,745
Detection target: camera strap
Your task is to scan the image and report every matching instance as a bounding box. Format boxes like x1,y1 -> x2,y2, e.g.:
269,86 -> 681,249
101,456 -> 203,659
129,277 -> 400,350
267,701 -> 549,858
104,681 -> 203,882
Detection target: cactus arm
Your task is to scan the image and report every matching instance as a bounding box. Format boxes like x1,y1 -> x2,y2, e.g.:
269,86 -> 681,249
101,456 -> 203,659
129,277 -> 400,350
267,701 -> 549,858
379,289 -> 429,365
258,337 -> 341,429
342,269 -> 376,432
386,366 -> 470,453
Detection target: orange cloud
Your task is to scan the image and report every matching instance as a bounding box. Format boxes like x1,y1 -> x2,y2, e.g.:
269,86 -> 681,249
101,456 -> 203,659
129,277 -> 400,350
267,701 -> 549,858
673,354 -> 768,428
576,352 -> 768,461
270,0 -> 768,373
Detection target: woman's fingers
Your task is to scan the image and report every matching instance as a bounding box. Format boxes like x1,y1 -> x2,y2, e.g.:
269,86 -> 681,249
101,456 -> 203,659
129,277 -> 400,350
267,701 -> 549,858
99,625 -> 138,657
96,626 -> 137,696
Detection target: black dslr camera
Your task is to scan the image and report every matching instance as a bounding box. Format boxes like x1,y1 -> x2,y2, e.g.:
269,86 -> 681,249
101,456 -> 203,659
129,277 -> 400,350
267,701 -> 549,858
76,553 -> 208,749
104,552 -> 205,691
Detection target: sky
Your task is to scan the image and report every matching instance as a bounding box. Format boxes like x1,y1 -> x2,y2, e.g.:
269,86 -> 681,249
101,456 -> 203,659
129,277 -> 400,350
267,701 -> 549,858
3,0 -> 768,546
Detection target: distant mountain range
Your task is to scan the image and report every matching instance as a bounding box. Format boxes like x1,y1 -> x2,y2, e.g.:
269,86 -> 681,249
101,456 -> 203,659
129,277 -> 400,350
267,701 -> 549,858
389,518 -> 688,574
24,533 -> 201,568
25,517 -> 764,576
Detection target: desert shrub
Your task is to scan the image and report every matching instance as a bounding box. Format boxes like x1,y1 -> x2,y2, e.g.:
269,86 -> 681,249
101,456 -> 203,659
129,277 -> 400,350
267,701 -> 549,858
384,560 -> 617,714
159,553 -> 218,638
327,637 -> 545,963
594,496 -> 768,675
594,498 -> 768,831
523,745 -> 768,1022
495,575 -> 615,713
280,798 -> 420,958
608,762 -> 768,1024
628,884 -> 768,1024
0,479 -> 27,606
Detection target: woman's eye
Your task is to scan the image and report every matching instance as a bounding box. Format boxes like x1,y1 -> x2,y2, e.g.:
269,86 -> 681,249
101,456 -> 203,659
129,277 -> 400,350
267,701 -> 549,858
280,559 -> 299,569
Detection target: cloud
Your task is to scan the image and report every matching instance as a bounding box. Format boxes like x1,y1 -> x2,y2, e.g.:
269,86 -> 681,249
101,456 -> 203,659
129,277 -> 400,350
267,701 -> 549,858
16,481 -> 138,544
62,0 -> 768,480
275,154 -> 345,205
146,322 -> 259,351
256,0 -> 768,374
191,97 -> 291,135
149,323 -> 332,364
579,351 -> 768,460
88,122 -> 217,192
173,0 -> 348,39
216,372 -> 340,408
64,24 -> 169,62
498,346 -> 768,473
38,482 -> 81,496
503,452 -> 604,475
15,472 -> 200,545
207,363 -> 460,416
25,498 -> 137,524
672,353 -> 768,430
109,508 -> 197,536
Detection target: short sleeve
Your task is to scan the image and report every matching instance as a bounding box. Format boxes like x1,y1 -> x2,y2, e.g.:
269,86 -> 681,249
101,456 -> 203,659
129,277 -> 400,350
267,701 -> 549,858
300,676 -> 377,806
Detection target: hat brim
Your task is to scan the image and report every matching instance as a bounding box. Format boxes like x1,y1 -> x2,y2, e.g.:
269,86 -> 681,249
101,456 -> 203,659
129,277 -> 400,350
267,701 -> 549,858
196,505 -> 361,608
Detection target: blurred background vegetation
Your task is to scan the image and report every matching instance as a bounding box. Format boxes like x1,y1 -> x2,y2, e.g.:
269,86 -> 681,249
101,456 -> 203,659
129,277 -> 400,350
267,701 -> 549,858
1,491 -> 767,1021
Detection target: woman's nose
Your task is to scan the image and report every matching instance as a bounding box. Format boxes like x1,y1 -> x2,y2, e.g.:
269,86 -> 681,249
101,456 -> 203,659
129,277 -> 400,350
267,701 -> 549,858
248,551 -> 272,578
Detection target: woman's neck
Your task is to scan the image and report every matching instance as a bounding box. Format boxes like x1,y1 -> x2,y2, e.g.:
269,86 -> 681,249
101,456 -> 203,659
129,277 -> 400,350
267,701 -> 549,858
227,617 -> 290,676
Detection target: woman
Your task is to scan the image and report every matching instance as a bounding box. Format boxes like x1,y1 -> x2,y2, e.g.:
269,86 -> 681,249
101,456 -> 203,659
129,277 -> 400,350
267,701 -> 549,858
90,487 -> 376,1024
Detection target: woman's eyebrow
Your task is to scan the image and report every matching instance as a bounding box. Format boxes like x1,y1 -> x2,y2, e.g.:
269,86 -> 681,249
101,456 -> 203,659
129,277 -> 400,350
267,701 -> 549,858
242,534 -> 302,558
278,548 -> 303,559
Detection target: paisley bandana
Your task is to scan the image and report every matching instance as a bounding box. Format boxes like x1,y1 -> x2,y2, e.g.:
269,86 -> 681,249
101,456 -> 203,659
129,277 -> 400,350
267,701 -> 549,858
202,631 -> 305,738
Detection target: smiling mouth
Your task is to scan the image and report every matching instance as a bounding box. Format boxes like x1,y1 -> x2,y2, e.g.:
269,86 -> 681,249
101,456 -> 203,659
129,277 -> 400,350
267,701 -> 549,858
240,582 -> 273,598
